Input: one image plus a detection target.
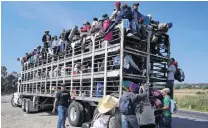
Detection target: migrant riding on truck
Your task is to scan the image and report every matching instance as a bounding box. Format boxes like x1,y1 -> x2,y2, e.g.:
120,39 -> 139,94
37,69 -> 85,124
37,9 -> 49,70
12,1 -> 184,128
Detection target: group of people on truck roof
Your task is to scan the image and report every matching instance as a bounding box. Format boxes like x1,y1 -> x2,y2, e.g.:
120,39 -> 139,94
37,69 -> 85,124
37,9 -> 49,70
17,1 -> 173,68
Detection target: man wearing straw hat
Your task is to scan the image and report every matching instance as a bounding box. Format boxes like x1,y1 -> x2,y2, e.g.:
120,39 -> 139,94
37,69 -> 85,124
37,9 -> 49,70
91,95 -> 121,128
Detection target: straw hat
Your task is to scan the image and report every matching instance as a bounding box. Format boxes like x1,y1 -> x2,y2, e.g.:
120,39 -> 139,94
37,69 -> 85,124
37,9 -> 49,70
98,95 -> 119,114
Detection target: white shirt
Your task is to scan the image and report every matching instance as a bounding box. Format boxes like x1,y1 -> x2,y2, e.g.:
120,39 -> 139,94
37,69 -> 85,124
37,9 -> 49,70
46,35 -> 50,42
52,40 -> 59,48
167,64 -> 176,80
58,39 -> 63,45
92,21 -> 99,28
158,23 -> 167,30
110,10 -> 120,21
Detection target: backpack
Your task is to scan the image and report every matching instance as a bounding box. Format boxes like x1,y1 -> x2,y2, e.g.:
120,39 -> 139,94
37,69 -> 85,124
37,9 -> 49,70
170,99 -> 178,114
174,68 -> 185,82
119,94 -> 133,115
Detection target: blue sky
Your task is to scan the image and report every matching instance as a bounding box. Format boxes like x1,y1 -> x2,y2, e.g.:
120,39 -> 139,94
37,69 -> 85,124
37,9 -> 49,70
1,1 -> 208,83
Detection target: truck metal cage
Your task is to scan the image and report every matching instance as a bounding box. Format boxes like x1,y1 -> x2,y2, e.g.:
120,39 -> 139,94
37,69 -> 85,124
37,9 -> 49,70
19,23 -> 170,102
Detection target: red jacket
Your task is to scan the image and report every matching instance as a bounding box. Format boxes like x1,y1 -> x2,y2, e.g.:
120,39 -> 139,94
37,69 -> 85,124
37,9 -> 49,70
103,19 -> 113,41
81,25 -> 91,32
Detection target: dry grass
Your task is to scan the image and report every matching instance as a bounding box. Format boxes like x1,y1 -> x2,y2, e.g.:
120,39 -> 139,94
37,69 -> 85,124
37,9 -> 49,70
174,89 -> 208,112
174,89 -> 208,97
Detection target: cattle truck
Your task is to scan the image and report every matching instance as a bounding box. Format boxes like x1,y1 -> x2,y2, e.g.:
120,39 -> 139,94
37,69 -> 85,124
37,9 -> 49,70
11,22 -> 170,127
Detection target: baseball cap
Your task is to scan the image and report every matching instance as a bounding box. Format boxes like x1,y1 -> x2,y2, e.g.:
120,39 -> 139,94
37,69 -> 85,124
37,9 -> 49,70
133,3 -> 139,6
167,22 -> 173,28
115,2 -> 121,6
161,88 -> 170,94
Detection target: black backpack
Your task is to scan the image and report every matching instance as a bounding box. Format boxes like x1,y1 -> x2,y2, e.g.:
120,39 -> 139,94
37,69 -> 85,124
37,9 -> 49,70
174,68 -> 185,82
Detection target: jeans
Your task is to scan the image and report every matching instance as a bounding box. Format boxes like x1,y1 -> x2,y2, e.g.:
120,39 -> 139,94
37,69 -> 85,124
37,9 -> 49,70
166,80 -> 174,99
61,41 -> 67,52
158,116 -> 172,128
121,115 -> 139,128
131,20 -> 137,34
57,105 -> 68,128
122,19 -> 131,32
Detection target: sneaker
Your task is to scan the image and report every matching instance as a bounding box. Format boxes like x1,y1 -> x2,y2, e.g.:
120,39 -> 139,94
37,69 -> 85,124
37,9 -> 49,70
127,33 -> 134,37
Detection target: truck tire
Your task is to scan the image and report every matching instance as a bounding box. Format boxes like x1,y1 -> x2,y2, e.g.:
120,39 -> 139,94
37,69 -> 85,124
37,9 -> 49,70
68,102 -> 84,127
22,98 -> 26,112
11,95 -> 17,107
25,99 -> 31,113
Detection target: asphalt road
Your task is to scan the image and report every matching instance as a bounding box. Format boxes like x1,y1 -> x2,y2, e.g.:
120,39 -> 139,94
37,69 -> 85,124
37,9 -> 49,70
2,95 -> 208,128
171,115 -> 208,128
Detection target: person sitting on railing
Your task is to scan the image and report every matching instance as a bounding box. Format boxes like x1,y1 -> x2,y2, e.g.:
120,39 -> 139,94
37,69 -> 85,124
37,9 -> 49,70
41,47 -> 48,61
24,52 -> 31,67
17,57 -> 27,65
91,17 -> 100,33
34,45 -> 41,64
131,3 -> 146,39
59,35 -> 68,54
59,29 -> 66,39
51,35 -> 59,55
81,21 -> 91,33
157,22 -> 172,33
105,4 -> 133,36
42,30 -> 51,53
109,2 -> 121,21
101,14 -> 113,48
80,22 -> 91,51
29,48 -> 37,64
48,36 -> 55,55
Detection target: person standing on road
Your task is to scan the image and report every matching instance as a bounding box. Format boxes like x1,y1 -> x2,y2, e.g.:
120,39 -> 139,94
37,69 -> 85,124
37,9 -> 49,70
158,88 -> 172,128
52,83 -> 71,128
166,58 -> 176,99
119,87 -> 147,128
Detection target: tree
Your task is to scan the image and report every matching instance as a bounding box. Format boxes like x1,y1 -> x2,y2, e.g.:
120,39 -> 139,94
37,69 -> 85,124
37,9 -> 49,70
1,66 -> 7,78
1,66 -> 19,94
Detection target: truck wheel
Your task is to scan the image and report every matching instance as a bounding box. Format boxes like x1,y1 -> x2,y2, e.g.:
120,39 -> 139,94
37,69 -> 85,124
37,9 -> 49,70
68,102 -> 84,127
25,99 -> 31,113
11,96 -> 17,107
22,98 -> 26,112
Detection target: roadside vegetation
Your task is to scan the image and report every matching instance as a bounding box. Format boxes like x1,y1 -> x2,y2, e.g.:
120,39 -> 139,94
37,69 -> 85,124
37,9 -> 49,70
174,88 -> 208,112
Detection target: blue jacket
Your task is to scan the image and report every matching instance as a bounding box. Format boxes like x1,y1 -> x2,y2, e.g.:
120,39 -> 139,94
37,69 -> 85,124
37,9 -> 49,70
116,6 -> 132,23
132,10 -> 142,21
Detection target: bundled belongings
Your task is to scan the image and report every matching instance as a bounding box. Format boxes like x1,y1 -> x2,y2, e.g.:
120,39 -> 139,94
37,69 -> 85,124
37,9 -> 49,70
113,54 -> 143,74
122,80 -> 140,92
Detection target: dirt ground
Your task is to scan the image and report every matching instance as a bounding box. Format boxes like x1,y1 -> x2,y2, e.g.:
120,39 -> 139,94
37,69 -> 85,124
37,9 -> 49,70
1,95 -> 78,128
